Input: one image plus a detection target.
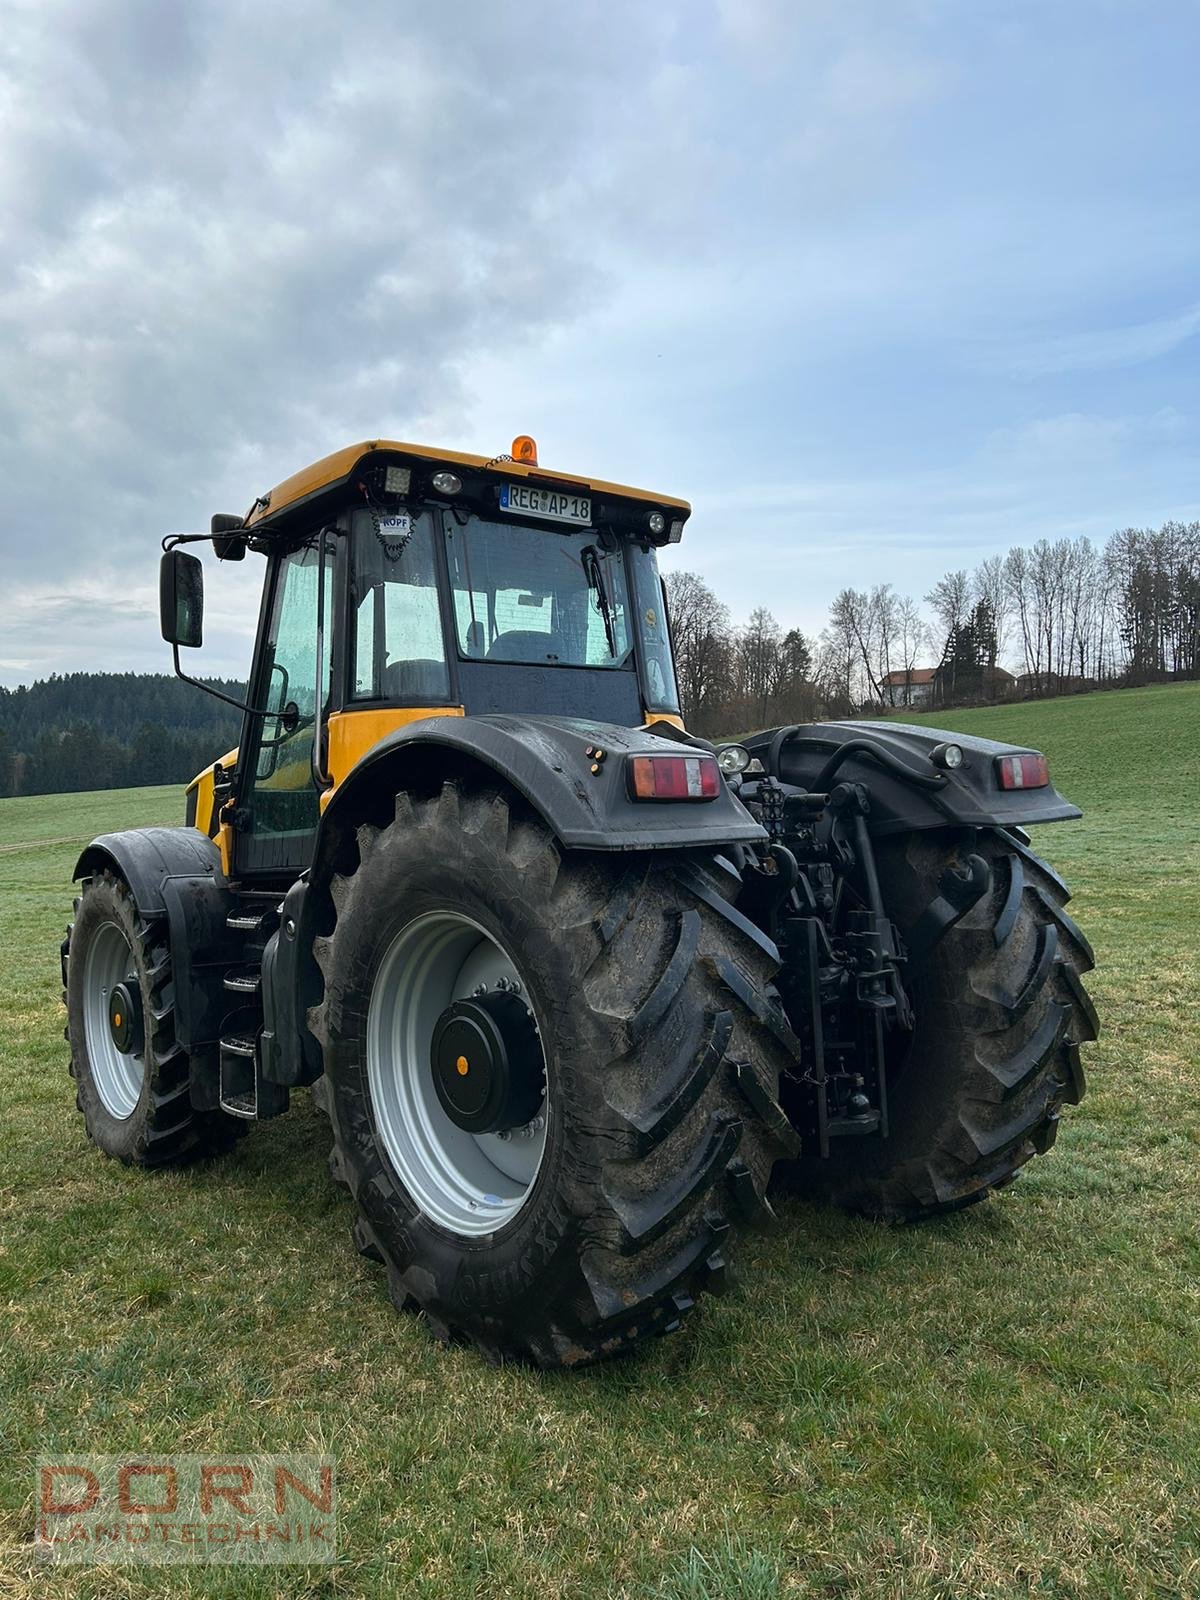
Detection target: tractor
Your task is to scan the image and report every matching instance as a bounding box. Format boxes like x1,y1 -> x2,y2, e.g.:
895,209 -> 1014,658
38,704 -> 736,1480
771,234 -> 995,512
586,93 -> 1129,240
61,437 -> 1098,1367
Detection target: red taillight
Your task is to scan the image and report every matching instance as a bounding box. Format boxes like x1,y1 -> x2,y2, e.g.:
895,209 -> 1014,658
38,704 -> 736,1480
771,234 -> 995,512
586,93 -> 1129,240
995,752 -> 1049,790
628,753 -> 721,800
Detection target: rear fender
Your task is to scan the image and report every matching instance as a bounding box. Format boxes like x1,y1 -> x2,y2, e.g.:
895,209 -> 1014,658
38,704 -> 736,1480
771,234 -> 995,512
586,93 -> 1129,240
316,713 -> 767,855
746,720 -> 1082,835
291,718 -> 767,1097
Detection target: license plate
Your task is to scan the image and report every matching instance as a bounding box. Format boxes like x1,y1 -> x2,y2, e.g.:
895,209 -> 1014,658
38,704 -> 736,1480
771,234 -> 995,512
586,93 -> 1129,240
499,482 -> 591,526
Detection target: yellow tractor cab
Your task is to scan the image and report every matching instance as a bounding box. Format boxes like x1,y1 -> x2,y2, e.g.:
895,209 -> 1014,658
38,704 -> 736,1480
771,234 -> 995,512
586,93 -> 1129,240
179,437 -> 692,877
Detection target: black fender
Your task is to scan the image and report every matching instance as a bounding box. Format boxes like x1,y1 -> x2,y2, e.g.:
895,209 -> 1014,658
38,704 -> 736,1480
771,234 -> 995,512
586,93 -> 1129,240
283,717 -> 767,1097
73,828 -> 236,1055
745,719 -> 1082,836
317,713 -> 768,854
75,827 -> 222,915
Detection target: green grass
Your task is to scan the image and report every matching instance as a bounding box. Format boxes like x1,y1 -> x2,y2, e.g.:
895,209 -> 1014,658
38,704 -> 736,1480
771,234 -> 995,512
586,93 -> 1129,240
2,684 -> 1199,1598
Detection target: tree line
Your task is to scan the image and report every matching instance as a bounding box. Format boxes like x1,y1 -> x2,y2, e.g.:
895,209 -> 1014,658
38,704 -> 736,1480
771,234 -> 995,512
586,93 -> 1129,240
3,519 -> 1196,793
0,674 -> 243,797
667,520 -> 1200,734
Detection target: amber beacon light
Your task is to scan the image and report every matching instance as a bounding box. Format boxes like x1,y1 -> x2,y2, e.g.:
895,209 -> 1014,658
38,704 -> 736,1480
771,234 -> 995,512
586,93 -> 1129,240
511,435 -> 538,464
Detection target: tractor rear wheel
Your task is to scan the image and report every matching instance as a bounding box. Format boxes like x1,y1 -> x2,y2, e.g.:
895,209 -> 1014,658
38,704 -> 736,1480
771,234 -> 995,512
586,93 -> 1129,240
64,868 -> 245,1166
790,827 -> 1098,1221
310,782 -> 795,1368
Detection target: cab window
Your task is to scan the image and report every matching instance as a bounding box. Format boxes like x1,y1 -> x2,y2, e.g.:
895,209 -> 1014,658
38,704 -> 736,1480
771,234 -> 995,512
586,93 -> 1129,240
443,517 -> 632,668
350,509 -> 451,703
249,539 -> 333,839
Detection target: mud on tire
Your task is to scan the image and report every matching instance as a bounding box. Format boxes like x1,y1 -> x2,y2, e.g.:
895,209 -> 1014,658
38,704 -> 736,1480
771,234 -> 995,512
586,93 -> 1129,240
309,782 -> 797,1368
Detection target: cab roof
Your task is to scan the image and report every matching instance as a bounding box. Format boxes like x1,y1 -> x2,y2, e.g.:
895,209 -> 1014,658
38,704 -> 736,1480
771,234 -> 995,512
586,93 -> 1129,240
244,439 -> 691,533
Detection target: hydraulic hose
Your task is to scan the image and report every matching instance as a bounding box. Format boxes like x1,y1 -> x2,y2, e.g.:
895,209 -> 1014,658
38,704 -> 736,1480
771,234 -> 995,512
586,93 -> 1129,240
767,729 -> 947,792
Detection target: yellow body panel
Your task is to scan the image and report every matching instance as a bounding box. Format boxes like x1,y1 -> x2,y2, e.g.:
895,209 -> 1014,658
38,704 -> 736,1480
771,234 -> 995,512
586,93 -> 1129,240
321,706 -> 466,810
186,748 -> 239,838
246,440 -> 689,530
186,766 -> 216,836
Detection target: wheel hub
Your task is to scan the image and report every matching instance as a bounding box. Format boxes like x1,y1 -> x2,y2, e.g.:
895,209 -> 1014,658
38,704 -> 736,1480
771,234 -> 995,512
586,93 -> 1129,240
107,978 -> 143,1057
367,909 -> 550,1236
431,990 -> 544,1135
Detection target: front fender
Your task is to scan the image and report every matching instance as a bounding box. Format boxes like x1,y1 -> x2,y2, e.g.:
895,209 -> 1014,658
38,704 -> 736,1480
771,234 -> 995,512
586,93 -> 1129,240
747,720 -> 1082,835
318,713 -> 767,852
73,828 -> 235,1052
74,827 -> 223,914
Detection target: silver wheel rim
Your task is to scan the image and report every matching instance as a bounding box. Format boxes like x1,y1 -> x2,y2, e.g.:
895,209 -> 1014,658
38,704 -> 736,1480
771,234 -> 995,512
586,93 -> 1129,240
83,921 -> 144,1121
367,911 -> 549,1237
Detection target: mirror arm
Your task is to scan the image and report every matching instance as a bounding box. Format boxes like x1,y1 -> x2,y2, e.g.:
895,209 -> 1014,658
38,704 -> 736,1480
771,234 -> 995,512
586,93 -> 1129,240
162,531 -> 225,552
170,643 -> 277,720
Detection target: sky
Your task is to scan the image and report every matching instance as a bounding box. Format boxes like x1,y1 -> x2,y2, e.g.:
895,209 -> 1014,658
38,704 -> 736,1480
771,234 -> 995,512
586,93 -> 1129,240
1,0 -> 1197,686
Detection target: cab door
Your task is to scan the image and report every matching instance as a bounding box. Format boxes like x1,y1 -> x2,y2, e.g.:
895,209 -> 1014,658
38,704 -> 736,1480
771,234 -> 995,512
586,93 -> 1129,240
235,534 -> 335,877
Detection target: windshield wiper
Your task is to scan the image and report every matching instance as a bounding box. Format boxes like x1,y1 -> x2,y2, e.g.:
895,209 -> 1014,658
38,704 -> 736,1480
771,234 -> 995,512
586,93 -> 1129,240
581,544 -> 617,657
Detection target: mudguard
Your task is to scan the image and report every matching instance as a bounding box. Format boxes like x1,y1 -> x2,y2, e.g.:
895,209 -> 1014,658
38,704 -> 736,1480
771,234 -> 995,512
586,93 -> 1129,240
75,827 -> 221,914
746,720 -> 1082,836
73,828 -> 236,1052
317,713 -> 768,853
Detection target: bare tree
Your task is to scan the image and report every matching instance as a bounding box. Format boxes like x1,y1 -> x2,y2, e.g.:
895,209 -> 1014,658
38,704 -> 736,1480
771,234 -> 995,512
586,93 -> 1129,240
896,594 -> 928,685
664,571 -> 734,729
830,589 -> 884,704
925,570 -> 970,655
971,556 -> 1009,671
871,584 -> 901,700
813,617 -> 858,713
925,569 -> 970,699
736,607 -> 783,728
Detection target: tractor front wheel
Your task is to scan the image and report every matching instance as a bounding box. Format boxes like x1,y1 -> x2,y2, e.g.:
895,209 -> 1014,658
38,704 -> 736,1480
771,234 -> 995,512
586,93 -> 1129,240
64,868 -> 244,1166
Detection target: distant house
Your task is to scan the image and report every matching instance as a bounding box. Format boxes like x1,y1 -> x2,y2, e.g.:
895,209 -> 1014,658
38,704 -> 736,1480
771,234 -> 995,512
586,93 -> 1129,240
881,667 -> 937,707
937,664 -> 1016,703
883,664 -> 1016,708
981,665 -> 1017,698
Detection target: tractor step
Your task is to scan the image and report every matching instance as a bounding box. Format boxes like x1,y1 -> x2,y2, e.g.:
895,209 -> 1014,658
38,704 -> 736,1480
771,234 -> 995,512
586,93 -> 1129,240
226,911 -> 272,933
826,1110 -> 882,1137
219,1033 -> 288,1121
223,969 -> 262,995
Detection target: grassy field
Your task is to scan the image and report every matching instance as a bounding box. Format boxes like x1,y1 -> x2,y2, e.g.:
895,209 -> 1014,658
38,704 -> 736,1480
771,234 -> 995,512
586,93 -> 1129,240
1,683 -> 1198,1598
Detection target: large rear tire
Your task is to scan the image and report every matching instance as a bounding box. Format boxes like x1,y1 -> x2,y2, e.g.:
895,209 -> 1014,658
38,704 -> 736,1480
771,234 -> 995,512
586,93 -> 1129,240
64,868 -> 245,1166
790,827 -> 1098,1221
310,782 -> 796,1368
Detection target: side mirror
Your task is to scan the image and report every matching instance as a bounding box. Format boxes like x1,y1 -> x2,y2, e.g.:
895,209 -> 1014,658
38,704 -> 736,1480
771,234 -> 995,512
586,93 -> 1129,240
211,512 -> 247,562
160,549 -> 204,648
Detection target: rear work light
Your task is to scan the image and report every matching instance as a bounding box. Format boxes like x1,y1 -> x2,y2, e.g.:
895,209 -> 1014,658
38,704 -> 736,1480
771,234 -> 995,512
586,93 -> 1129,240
995,752 -> 1050,791
628,753 -> 721,801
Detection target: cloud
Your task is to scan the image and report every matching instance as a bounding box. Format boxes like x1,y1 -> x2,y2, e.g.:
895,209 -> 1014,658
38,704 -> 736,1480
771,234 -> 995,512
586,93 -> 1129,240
984,304 -> 1200,379
0,1 -> 664,535
0,0 -> 1197,687
0,0 -> 955,683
